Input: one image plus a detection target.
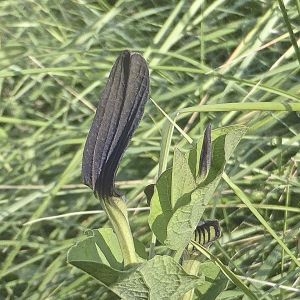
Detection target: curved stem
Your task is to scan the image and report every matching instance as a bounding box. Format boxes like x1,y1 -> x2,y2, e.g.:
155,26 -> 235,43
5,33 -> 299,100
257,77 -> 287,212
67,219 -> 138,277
181,254 -> 201,300
102,196 -> 138,266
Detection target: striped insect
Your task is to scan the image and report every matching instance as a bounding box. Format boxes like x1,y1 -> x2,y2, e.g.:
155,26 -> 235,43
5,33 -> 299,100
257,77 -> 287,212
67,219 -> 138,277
187,219 -> 221,252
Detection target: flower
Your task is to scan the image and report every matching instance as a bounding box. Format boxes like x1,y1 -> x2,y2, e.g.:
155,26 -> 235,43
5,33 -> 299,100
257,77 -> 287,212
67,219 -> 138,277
82,51 -> 150,199
199,123 -> 212,179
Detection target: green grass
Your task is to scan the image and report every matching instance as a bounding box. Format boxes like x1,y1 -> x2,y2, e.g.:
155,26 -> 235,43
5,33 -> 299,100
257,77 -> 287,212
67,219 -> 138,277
1,0 -> 300,299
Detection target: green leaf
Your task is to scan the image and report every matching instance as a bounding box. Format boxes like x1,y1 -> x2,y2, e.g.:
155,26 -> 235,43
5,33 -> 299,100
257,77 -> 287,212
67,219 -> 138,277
134,238 -> 148,260
171,148 -> 196,206
68,230 -> 201,299
67,228 -> 125,286
148,168 -> 173,243
112,255 -> 203,300
165,174 -> 222,250
196,261 -> 227,299
149,125 -> 247,250
193,242 -> 258,300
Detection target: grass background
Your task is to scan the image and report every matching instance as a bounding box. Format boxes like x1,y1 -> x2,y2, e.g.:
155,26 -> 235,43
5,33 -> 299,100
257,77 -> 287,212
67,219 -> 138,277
1,0 -> 300,299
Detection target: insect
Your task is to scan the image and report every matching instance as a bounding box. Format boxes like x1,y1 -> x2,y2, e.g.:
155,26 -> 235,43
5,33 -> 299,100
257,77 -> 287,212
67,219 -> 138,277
82,51 -> 149,200
187,219 -> 221,252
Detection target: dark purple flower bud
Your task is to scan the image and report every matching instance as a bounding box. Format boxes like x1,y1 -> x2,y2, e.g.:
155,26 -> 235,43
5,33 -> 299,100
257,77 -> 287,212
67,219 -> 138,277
199,123 -> 212,179
82,51 -> 150,199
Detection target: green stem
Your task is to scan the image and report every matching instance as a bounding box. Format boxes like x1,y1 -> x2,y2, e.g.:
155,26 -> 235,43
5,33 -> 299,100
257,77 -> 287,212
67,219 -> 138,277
181,254 -> 201,300
102,196 -> 138,266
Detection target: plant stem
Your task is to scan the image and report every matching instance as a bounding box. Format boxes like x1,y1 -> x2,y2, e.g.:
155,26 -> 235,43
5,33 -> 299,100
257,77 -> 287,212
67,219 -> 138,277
102,196 -> 138,266
181,254 -> 201,300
